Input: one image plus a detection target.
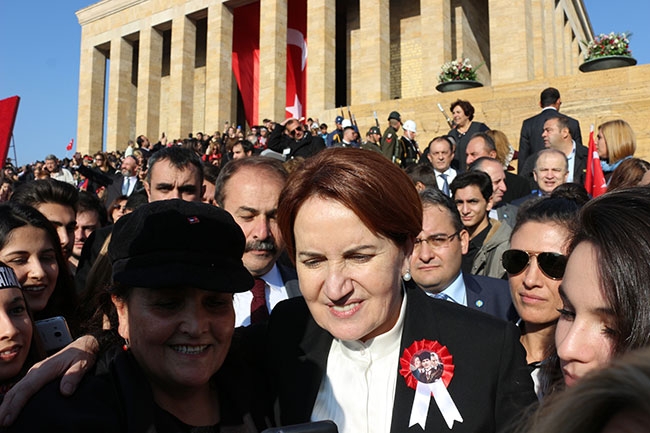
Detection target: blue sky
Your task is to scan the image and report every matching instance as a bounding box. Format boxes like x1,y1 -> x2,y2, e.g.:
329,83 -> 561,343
1,0 -> 648,166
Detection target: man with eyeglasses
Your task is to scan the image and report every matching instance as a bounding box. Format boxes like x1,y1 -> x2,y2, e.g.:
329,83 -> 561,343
410,188 -> 516,321
267,117 -> 326,159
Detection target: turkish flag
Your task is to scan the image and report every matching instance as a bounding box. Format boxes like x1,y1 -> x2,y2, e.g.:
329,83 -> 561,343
232,2 -> 260,128
285,0 -> 307,119
584,128 -> 607,197
66,138 -> 74,151
0,95 -> 20,171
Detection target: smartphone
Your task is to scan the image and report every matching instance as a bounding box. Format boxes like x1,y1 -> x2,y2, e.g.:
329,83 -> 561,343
36,316 -> 73,353
262,421 -> 338,433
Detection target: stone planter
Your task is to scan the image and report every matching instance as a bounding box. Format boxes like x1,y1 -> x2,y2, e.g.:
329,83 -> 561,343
579,55 -> 637,72
435,80 -> 483,93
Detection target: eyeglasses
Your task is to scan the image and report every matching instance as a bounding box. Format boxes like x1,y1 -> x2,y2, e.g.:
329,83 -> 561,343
95,158 -> 104,162
288,127 -> 303,137
501,249 -> 567,280
413,231 -> 460,250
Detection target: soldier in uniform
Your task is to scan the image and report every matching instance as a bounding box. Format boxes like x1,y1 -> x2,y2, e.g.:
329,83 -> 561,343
399,120 -> 420,168
361,126 -> 382,153
381,111 -> 402,163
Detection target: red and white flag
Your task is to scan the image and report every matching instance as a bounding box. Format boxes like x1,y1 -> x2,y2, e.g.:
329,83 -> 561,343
584,126 -> 607,197
285,0 -> 307,120
66,138 -> 74,151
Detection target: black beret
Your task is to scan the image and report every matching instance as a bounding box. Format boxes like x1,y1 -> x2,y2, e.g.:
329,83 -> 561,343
109,199 -> 253,293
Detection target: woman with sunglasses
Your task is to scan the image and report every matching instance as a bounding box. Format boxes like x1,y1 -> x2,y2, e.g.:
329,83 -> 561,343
501,197 -> 581,397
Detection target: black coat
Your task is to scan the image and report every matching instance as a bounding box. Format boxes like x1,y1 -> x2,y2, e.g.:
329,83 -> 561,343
518,109 -> 582,171
267,283 -> 535,433
268,126 -> 326,159
8,350 -> 266,432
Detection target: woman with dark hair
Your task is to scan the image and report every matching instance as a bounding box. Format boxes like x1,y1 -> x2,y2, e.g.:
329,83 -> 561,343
447,99 -> 490,172
0,262 -> 45,396
0,203 -> 78,334
554,187 -> 650,388
502,197 -> 581,397
606,157 -> 650,191
7,200 -> 263,432
107,195 -> 128,224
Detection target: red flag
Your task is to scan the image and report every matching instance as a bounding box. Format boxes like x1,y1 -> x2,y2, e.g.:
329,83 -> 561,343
285,0 -> 307,120
0,96 -> 20,171
584,129 -> 607,197
66,138 -> 74,151
232,2 -> 260,128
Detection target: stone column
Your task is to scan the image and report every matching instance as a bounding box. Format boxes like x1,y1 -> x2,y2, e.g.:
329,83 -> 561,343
205,3 -> 234,132
259,0 -> 287,122
168,14 -> 196,139
136,25 -> 163,141
421,0 -> 452,95
76,39 -> 107,155
306,0 -> 336,113
488,0 -> 532,84
350,0 -> 389,105
106,36 -> 133,152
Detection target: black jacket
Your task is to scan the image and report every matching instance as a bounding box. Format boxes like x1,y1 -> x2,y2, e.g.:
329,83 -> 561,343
267,126 -> 325,159
267,283 -> 535,433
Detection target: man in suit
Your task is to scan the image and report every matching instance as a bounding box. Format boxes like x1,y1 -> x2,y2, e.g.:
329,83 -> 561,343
427,136 -> 456,196
103,156 -> 143,209
215,157 -> 301,326
470,157 -> 521,228
512,149 -> 569,206
410,188 -> 517,321
520,114 -> 588,187
466,133 -> 531,204
518,87 -> 582,170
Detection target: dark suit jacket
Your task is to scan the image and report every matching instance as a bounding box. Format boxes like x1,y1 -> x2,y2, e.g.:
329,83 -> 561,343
502,171 -> 531,204
519,143 -> 589,190
278,264 -> 301,299
464,273 -> 518,322
518,109 -> 582,170
104,173 -> 144,209
267,283 -> 535,433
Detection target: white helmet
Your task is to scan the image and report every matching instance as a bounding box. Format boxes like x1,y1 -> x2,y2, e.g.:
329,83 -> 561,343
403,120 -> 417,133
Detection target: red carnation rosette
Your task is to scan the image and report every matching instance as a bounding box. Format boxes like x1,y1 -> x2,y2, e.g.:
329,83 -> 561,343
400,339 -> 455,389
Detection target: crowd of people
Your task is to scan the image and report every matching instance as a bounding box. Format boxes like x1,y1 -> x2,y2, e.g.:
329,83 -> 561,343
0,86 -> 649,432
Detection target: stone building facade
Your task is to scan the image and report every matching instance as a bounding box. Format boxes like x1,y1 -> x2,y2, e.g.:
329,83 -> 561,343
76,0 -> 650,160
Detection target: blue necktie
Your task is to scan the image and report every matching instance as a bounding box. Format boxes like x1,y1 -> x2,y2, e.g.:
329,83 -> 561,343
440,173 -> 450,196
122,177 -> 130,195
434,292 -> 457,303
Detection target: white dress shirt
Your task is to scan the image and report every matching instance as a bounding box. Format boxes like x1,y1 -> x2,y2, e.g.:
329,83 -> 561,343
566,141 -> 577,183
434,167 -> 457,195
233,264 -> 289,327
310,289 -> 408,433
423,271 -> 467,306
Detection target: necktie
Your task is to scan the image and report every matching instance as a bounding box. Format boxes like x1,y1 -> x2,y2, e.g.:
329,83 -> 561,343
434,292 -> 456,303
440,173 -> 450,196
122,177 -> 131,195
250,278 -> 269,325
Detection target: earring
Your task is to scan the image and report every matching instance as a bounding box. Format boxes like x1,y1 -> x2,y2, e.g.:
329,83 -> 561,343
122,338 -> 130,351
403,271 -> 412,282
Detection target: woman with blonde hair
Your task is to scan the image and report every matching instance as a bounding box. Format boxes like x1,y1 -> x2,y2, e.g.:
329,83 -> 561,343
596,119 -> 636,179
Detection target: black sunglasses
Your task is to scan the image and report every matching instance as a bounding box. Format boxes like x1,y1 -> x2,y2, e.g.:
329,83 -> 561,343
289,127 -> 303,137
501,249 -> 567,280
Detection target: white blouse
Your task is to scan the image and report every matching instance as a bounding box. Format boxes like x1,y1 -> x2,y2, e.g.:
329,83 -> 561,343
310,290 -> 408,433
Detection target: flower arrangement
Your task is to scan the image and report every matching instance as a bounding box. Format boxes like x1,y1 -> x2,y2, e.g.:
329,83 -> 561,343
438,58 -> 483,83
582,32 -> 632,61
